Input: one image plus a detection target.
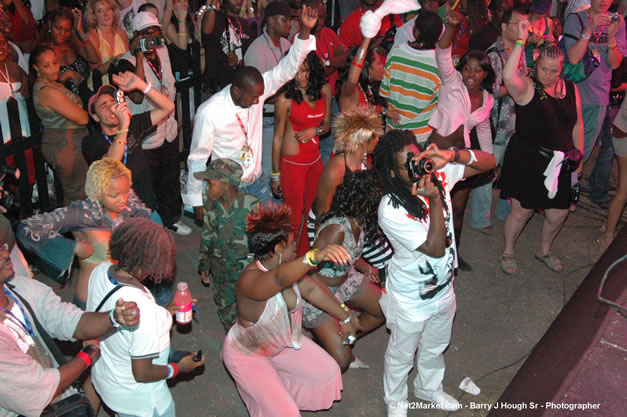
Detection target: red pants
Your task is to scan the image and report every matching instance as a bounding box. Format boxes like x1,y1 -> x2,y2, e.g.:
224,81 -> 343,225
280,152 -> 323,256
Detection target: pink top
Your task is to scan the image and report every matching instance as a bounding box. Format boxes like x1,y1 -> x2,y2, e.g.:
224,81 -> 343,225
429,45 -> 494,153
227,284 -> 303,357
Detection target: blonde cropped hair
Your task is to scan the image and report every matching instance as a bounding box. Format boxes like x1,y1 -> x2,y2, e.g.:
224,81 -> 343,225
85,158 -> 132,201
333,106 -> 384,154
84,0 -> 121,31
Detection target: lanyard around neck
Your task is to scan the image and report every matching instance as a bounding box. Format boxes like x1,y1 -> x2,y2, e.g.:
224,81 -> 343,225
1,288 -> 35,338
102,130 -> 128,165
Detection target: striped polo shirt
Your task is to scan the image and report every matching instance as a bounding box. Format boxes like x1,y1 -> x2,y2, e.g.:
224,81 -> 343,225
380,44 -> 441,144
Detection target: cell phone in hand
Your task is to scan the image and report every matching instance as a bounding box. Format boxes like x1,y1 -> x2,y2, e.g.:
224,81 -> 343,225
193,350 -> 203,362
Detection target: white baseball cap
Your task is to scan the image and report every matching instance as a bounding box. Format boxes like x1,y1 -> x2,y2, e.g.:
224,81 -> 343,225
131,11 -> 161,32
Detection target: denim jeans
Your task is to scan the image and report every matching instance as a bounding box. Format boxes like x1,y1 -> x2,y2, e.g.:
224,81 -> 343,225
582,104 -> 608,161
262,116 -> 275,180
469,182 -> 494,229
241,171 -> 280,203
320,98 -> 340,165
117,401 -> 175,417
589,105 -> 617,203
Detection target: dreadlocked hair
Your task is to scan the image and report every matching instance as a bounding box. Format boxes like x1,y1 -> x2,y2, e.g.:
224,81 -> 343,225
247,203 -> 294,260
333,106 -> 384,154
109,218 -> 176,283
373,130 -> 446,221
85,158 -> 132,201
318,171 -> 384,242
278,51 -> 326,104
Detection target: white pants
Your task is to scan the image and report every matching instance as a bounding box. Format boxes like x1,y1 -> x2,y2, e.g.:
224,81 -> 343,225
380,290 -> 456,405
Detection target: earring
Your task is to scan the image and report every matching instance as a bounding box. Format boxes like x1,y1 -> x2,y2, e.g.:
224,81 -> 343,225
279,252 -> 283,265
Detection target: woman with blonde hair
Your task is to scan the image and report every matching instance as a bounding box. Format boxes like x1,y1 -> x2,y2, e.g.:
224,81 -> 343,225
307,106 -> 392,283
85,0 -> 130,79
17,158 -> 152,309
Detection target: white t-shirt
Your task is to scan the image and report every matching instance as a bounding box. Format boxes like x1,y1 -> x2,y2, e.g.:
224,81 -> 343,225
378,164 -> 465,319
86,262 -> 173,417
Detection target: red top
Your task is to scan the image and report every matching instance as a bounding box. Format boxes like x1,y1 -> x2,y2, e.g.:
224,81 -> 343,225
338,7 -> 403,49
290,93 -> 326,155
315,28 -> 346,96
9,9 -> 37,44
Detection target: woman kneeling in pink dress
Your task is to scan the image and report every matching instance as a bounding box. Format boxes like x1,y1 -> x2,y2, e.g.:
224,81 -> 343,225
222,203 -> 360,417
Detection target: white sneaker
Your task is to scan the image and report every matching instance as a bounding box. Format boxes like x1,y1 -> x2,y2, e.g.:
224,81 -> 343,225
168,221 -> 192,236
387,401 -> 408,417
416,391 -> 461,412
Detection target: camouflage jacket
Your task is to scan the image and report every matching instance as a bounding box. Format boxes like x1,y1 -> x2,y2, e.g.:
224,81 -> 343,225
198,191 -> 258,280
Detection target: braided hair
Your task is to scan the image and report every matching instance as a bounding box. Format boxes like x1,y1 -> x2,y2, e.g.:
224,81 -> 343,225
318,171 -> 384,242
109,218 -> 176,283
373,130 -> 446,221
278,51 -> 326,104
247,203 -> 294,260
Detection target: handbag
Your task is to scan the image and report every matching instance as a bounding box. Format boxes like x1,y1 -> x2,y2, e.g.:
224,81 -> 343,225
559,13 -> 600,83
8,287 -> 95,417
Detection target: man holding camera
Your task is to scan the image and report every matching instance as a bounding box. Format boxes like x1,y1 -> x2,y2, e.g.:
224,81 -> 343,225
116,11 -> 191,235
373,132 -> 495,416
83,71 -> 174,212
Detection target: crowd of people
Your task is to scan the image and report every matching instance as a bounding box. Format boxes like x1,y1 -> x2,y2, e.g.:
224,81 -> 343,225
1,0 -> 626,416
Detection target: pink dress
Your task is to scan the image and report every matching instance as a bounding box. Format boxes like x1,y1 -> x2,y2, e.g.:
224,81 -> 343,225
223,284 -> 343,417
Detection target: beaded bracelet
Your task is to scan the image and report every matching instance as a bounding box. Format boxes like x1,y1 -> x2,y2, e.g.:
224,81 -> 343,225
340,315 -> 352,325
116,128 -> 129,135
340,303 -> 350,313
515,39 -> 524,47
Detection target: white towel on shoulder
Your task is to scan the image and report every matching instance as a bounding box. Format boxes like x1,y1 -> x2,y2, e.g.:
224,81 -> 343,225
543,151 -> 565,199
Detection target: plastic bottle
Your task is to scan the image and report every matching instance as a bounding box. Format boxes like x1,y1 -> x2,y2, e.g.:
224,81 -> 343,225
173,282 -> 193,325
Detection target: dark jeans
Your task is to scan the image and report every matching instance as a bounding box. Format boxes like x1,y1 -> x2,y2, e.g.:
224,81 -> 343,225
589,105 -> 618,203
143,137 -> 183,227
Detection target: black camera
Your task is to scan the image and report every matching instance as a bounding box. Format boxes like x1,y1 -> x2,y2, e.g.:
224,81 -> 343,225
0,166 -> 20,212
404,152 -> 435,183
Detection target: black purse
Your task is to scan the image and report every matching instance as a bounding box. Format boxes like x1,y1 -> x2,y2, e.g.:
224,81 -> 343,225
9,288 -> 95,417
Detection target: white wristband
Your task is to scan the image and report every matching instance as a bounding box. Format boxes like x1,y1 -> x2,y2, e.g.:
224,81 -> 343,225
142,83 -> 152,95
465,149 -> 477,165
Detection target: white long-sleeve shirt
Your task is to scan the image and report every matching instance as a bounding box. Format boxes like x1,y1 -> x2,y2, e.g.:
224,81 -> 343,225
429,45 -> 493,153
183,35 -> 316,207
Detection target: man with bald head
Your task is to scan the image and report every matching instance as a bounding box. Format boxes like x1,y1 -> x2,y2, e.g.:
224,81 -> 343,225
184,5 -> 319,220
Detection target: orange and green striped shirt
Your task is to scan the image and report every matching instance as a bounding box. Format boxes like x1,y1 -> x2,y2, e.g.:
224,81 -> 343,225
380,45 -> 441,144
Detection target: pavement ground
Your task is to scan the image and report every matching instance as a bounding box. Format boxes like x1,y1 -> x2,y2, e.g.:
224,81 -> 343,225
33,150 -> 624,417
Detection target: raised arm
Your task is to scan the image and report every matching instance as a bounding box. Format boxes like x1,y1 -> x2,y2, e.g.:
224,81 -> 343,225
237,245 -> 351,302
572,83 -> 584,174
503,20 -> 534,105
261,4 -> 317,98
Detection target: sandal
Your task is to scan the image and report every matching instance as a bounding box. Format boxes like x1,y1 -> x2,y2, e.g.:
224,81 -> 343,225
500,254 -> 517,274
534,252 -> 564,272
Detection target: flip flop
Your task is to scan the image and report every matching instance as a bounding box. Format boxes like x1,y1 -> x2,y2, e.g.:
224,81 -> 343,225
534,253 -> 563,272
500,254 -> 517,274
